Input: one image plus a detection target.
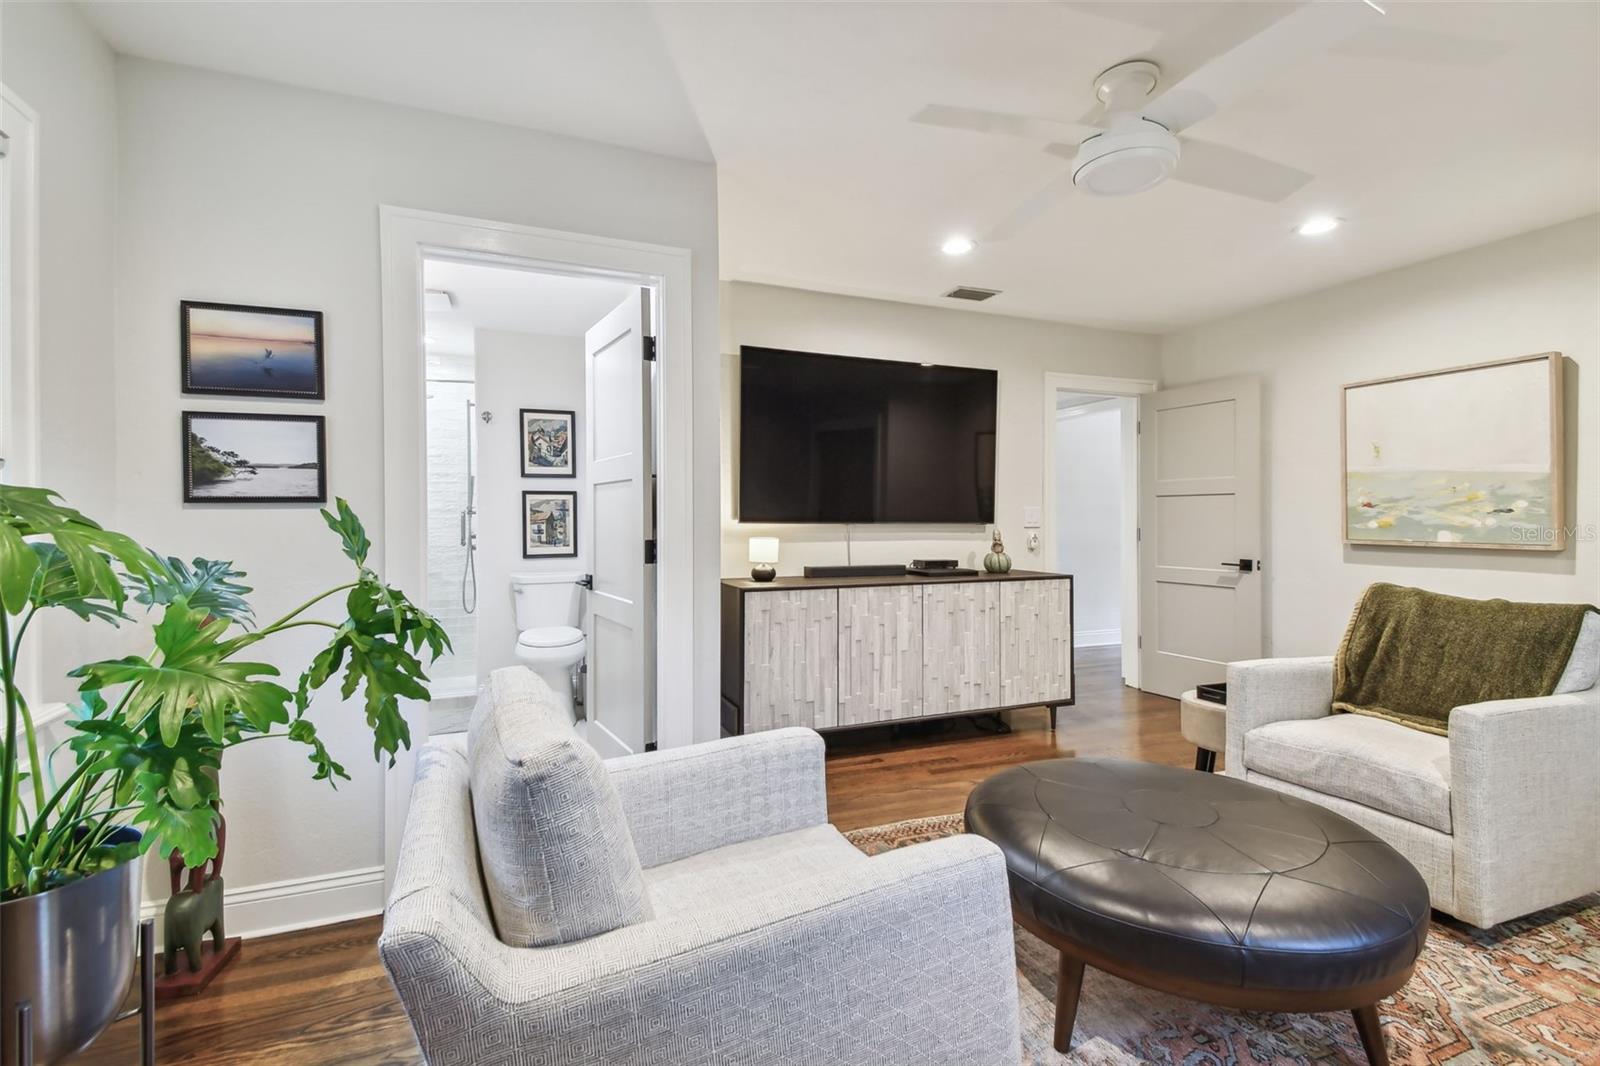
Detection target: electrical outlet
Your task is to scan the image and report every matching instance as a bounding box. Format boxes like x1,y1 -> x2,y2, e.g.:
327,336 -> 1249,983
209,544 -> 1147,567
1022,506 -> 1042,529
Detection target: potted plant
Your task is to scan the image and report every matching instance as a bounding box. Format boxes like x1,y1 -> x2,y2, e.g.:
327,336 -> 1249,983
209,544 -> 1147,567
0,486 -> 447,1065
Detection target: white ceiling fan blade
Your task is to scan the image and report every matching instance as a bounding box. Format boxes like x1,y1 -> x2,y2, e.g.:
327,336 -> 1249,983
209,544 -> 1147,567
1145,1 -> 1377,134
1069,2 -> 1300,128
1173,137 -> 1314,203
983,162 -> 1077,242
911,104 -> 1094,144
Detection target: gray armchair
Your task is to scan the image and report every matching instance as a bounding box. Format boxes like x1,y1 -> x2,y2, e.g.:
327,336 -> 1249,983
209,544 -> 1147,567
380,669 -> 1021,1065
1226,655 -> 1600,928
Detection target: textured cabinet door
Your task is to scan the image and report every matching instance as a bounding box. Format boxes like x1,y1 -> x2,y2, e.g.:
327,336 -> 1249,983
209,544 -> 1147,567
999,579 -> 1073,706
838,586 -> 923,725
743,589 -> 838,732
923,582 -> 1001,715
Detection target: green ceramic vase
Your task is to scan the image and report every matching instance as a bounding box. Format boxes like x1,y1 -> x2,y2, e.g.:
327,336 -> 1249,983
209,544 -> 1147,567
983,531 -> 1012,574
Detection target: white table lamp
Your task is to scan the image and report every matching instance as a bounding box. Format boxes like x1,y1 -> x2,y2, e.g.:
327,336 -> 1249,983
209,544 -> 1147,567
748,537 -> 780,582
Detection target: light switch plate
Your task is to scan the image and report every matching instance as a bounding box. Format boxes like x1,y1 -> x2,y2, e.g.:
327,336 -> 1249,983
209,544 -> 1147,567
1022,506 -> 1042,529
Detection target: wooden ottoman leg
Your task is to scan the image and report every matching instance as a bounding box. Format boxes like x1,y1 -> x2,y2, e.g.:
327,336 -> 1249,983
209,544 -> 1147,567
1054,953 -> 1086,1053
1351,1004 -> 1388,1066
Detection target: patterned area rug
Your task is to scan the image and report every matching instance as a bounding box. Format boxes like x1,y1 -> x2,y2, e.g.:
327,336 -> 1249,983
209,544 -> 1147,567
845,814 -> 1600,1065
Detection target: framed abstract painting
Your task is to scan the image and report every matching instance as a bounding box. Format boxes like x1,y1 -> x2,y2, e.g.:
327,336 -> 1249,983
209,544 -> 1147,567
1342,352 -> 1563,550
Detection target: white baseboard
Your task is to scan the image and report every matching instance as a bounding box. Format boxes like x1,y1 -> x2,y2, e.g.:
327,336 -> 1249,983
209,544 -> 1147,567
141,864 -> 386,942
1074,628 -> 1121,648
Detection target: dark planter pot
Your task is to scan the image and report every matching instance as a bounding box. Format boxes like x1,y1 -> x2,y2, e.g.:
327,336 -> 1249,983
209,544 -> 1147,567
0,827 -> 143,1066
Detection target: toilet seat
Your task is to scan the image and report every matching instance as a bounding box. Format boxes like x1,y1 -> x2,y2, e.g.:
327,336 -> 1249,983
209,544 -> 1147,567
517,625 -> 584,650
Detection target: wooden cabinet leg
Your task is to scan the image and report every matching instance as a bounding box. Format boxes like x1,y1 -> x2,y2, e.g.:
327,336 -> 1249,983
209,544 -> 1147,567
1053,952 -> 1086,1053
1351,1004 -> 1388,1066
1049,705 -> 1058,730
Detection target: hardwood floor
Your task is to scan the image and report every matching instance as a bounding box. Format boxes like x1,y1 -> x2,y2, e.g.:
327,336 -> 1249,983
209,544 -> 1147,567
75,646 -> 1183,1065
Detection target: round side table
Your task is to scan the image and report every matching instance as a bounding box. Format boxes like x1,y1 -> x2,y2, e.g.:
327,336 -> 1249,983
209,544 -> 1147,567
1179,689 -> 1226,773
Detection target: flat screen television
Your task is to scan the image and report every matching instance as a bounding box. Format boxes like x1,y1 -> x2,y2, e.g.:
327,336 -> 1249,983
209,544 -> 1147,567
738,345 -> 998,523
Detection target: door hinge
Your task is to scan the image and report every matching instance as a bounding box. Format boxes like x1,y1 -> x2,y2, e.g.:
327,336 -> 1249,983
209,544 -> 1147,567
1136,419 -> 1141,435
1136,526 -> 1142,543
644,538 -> 657,565
1137,635 -> 1142,649
642,336 -> 657,362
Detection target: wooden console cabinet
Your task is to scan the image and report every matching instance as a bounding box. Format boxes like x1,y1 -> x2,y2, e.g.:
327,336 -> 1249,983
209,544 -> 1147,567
721,571 -> 1073,736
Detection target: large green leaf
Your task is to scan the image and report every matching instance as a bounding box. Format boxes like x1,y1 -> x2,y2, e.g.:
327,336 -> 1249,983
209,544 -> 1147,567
137,556 -> 255,625
320,497 -> 371,567
0,521 -> 39,614
28,544 -> 128,625
72,599 -> 292,745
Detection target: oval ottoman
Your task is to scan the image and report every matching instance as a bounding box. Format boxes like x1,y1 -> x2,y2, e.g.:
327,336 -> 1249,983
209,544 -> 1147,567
964,757 -> 1430,1065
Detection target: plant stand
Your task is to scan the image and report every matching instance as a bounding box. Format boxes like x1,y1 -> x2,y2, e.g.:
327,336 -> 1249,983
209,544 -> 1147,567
11,918 -> 156,1066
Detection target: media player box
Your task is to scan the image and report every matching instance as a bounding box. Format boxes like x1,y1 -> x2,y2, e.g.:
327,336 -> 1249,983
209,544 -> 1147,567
802,564 -> 908,579
909,559 -> 960,570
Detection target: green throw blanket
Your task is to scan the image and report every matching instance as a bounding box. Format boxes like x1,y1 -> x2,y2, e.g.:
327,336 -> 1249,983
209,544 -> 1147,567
1333,583 -> 1593,736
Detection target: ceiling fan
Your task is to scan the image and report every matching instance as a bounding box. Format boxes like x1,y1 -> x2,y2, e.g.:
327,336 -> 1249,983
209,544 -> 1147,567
913,1 -> 1501,240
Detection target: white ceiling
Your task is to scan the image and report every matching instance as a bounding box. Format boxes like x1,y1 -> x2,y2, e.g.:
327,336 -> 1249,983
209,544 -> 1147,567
421,258 -> 631,355
79,1 -> 1599,332
654,0 -> 1599,330
78,1 -> 711,161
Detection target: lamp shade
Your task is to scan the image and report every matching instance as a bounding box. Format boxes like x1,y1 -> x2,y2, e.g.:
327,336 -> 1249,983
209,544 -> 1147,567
748,536 -> 780,564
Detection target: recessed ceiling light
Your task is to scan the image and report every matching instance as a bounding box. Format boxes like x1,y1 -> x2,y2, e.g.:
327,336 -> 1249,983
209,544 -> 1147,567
941,235 -> 976,256
1295,215 -> 1341,237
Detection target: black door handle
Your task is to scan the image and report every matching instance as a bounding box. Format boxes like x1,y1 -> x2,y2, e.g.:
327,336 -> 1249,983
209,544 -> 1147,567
1220,559 -> 1255,572
576,574 -> 594,589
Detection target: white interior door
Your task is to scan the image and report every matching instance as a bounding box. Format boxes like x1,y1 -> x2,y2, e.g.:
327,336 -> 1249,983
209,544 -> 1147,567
1139,376 -> 1262,697
583,288 -> 655,757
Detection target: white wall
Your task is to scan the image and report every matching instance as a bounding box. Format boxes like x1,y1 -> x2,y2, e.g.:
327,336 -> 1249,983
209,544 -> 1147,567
720,282 -> 1161,576
110,57 -> 718,936
1055,400 -> 1123,647
1,2 -> 121,698
474,329 -> 587,685
1161,215 -> 1600,656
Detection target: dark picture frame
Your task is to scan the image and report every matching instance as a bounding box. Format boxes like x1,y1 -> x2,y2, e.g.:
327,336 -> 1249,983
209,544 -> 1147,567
520,408 -> 576,478
181,300 -> 326,400
183,411 -> 328,504
522,490 -> 578,558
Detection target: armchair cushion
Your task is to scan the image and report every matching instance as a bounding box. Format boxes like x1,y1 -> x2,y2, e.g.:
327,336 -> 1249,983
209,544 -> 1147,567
467,667 -> 652,947
644,823 -> 866,917
1244,714 -> 1452,833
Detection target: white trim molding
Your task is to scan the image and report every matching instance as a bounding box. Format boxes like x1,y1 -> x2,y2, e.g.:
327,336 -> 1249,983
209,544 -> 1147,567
1042,371 -> 1154,689
378,205 -> 697,893
141,865 -> 386,943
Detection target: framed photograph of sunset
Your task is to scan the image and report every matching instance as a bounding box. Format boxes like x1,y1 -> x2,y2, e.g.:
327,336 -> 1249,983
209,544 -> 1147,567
181,300 -> 325,400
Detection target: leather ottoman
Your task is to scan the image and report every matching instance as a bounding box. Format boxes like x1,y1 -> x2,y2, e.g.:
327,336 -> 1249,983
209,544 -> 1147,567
965,757 -> 1429,1065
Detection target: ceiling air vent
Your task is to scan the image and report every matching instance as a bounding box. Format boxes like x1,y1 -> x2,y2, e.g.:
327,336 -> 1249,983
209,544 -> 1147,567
944,286 -> 1000,302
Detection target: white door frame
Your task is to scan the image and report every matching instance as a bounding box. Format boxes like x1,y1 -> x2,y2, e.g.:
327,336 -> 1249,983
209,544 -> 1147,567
1,87 -> 43,709
1042,372 -> 1156,689
378,206 -> 696,888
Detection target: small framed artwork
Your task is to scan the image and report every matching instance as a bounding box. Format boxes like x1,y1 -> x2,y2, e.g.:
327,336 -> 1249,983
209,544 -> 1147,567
523,491 -> 577,558
182,300 -> 325,400
1342,352 -> 1564,550
520,408 -> 576,478
184,411 -> 328,504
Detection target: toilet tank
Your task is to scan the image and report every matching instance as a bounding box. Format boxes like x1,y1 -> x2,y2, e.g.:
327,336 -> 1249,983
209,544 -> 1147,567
510,572 -> 583,631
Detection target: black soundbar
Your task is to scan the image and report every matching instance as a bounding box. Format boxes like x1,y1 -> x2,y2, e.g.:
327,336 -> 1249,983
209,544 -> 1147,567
802,563 -> 908,578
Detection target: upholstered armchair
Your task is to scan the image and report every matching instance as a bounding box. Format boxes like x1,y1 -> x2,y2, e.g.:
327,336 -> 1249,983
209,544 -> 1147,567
380,669 -> 1021,1065
1225,656 -> 1600,928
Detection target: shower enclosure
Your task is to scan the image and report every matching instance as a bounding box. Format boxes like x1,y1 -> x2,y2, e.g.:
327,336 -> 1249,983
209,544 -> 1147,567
424,365 -> 478,696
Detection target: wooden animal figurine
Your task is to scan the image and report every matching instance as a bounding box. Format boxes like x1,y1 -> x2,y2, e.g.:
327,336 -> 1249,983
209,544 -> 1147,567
164,814 -> 227,975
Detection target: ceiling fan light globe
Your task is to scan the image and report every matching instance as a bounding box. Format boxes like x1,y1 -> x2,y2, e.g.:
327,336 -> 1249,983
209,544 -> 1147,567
1072,120 -> 1181,197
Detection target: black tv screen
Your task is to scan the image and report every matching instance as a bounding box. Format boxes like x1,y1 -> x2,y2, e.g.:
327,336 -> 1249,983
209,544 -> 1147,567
738,346 -> 997,523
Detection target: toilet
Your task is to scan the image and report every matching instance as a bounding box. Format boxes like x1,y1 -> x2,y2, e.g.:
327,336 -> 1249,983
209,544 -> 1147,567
510,572 -> 586,725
